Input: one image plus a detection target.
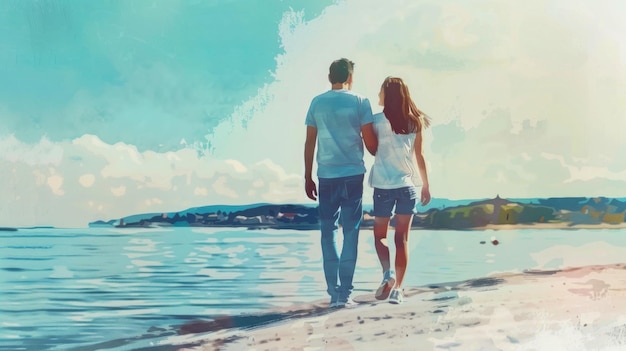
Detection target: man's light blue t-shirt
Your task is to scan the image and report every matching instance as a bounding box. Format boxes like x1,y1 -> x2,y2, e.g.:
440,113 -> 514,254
305,89 -> 374,179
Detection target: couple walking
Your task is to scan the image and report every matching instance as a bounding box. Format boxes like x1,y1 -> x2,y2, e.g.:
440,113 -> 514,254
304,58 -> 431,307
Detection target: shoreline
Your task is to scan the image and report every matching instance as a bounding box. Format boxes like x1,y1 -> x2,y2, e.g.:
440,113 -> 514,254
168,263 -> 626,351
89,221 -> 626,231
431,221 -> 626,231
11,220 -> 626,231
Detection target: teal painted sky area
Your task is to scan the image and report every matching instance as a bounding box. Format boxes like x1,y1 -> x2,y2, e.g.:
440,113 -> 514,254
0,0 -> 332,151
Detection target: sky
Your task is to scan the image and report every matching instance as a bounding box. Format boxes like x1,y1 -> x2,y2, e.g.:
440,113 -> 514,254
1,0 -> 626,227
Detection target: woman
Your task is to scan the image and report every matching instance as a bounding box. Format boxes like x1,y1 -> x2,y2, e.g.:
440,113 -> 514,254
369,76 -> 431,304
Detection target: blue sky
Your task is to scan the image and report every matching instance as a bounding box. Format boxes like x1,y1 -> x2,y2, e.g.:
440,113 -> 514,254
0,0 -> 332,151
1,0 -> 626,227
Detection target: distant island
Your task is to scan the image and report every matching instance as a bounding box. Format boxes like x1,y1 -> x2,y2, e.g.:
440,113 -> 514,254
411,196 -> 626,230
89,196 -> 626,230
90,203 -> 320,230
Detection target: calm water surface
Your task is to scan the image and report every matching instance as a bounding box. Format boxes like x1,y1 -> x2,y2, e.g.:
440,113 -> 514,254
2,227 -> 626,350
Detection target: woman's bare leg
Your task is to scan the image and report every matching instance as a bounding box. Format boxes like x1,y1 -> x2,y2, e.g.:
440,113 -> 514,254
373,217 -> 391,273
393,214 -> 414,288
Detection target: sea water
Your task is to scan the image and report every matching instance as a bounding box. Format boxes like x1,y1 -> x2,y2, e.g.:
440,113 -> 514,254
2,227 -> 626,350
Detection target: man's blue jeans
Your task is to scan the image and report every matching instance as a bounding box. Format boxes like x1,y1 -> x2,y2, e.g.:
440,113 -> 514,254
318,174 -> 363,302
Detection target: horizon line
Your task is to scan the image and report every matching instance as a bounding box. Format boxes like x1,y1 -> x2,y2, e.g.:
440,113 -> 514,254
4,195 -> 626,229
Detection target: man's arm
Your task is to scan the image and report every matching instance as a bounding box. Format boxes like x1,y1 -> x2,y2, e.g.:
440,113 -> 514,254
414,131 -> 431,205
361,122 -> 377,156
304,126 -> 318,200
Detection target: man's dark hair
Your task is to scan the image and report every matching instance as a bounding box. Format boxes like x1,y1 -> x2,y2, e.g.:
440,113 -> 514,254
329,58 -> 354,84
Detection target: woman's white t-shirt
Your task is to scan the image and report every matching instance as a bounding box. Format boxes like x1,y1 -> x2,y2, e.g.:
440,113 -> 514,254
368,112 -> 422,189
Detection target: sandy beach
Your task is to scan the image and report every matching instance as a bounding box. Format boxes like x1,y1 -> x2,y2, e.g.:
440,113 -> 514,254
474,222 -> 626,231
169,263 -> 626,351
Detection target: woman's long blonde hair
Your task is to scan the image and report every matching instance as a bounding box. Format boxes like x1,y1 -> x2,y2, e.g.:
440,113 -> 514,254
382,76 -> 430,134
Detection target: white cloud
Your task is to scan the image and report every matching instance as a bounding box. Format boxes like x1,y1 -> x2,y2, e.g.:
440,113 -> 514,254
0,134 -> 305,227
0,135 -> 63,166
224,160 -> 247,173
33,169 -> 47,186
79,174 -> 96,188
439,3 -> 479,48
111,185 -> 126,197
47,170 -> 64,196
212,176 -> 238,199
542,153 -> 626,184
144,198 -> 163,206
194,187 -> 208,196
207,0 -> 626,200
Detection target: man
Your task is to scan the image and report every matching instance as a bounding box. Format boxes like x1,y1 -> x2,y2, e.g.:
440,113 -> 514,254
304,58 -> 377,308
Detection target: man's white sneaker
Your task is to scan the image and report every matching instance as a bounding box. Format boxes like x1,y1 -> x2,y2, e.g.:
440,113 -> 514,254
336,298 -> 358,309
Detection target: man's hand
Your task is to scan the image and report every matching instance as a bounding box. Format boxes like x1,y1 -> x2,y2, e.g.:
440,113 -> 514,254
304,126 -> 317,201
421,186 -> 431,206
305,178 -> 318,201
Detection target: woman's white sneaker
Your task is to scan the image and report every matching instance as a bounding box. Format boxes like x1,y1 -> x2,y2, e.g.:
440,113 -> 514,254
375,271 -> 396,300
389,289 -> 404,304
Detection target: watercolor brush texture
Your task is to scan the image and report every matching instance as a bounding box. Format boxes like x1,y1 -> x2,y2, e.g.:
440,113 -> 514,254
2,1 -> 626,350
